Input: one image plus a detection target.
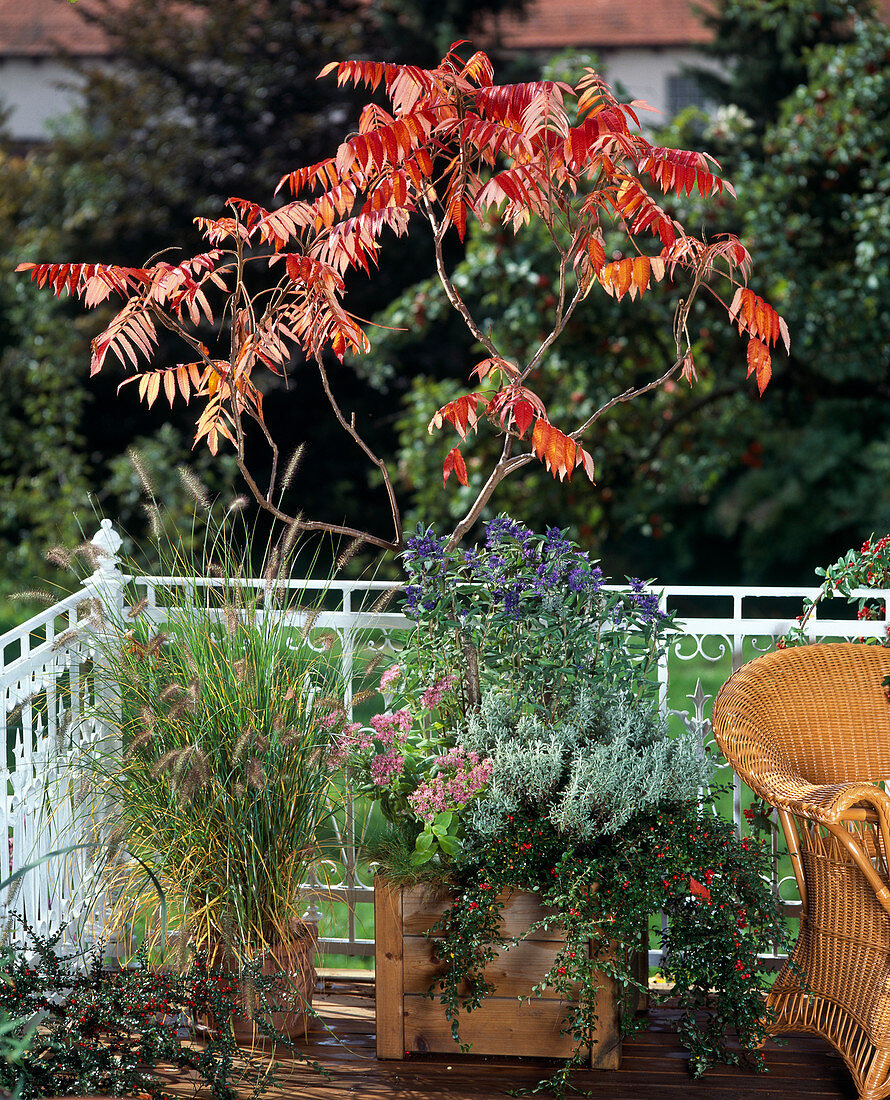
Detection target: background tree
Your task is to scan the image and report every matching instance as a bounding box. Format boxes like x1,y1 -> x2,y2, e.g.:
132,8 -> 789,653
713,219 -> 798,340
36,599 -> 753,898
691,0 -> 875,128
693,13 -> 890,577
370,0 -> 530,64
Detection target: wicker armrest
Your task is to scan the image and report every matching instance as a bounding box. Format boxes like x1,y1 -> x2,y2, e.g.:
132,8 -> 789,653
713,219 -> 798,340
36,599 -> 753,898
742,739 -> 890,914
757,767 -> 890,827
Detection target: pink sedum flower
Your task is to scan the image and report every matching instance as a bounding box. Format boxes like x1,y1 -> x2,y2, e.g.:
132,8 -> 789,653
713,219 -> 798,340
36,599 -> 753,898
369,708 -> 412,744
320,707 -> 345,729
327,722 -> 370,768
379,664 -> 403,691
370,749 -> 405,786
421,674 -> 458,710
408,749 -> 492,822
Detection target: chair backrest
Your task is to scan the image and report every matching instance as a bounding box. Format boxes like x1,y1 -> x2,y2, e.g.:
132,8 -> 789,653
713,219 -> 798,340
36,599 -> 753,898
713,643 -> 890,785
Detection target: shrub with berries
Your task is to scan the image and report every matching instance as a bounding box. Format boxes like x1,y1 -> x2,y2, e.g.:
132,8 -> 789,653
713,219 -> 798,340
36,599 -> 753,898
0,921 -> 323,1099
780,533 -> 890,656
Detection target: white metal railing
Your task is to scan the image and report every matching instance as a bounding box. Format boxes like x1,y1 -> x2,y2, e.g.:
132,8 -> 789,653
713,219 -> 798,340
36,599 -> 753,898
3,521 -> 888,961
0,578 -> 112,951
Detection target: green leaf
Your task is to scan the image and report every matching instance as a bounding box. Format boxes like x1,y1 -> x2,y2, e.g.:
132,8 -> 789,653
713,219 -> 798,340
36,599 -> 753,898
414,829 -> 434,852
438,833 -> 459,856
409,846 -> 436,866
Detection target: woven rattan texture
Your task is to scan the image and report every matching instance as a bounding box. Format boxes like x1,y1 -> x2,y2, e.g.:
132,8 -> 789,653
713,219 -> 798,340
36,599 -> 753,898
715,643 -> 890,787
714,643 -> 890,1100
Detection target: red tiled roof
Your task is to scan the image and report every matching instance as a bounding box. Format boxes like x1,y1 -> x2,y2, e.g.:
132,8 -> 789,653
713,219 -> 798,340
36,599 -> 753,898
495,0 -> 713,50
0,0 -> 111,56
3,0 -> 890,57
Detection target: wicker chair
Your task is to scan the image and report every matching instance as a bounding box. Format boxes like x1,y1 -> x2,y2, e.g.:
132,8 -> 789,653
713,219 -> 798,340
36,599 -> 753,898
713,642 -> 890,1100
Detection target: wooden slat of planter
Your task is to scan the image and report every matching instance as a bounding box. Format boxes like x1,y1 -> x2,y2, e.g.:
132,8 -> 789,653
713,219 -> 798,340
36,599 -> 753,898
402,883 -> 565,940
592,967 -> 621,1069
376,879 -> 622,1069
403,992 -> 580,1059
402,935 -> 573,999
374,881 -> 404,1059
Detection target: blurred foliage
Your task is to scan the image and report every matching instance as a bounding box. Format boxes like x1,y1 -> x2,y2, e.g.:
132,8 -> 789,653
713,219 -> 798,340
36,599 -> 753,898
671,12 -> 890,579
370,0 -> 531,65
103,424 -> 240,566
67,0 -> 370,224
0,149 -> 92,587
691,0 -> 876,127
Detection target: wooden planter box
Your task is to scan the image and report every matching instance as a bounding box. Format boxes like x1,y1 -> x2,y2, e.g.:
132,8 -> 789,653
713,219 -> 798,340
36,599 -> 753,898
375,878 -> 637,1068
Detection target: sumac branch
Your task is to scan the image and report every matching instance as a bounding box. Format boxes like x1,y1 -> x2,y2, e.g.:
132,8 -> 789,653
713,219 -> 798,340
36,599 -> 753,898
18,44 -> 789,551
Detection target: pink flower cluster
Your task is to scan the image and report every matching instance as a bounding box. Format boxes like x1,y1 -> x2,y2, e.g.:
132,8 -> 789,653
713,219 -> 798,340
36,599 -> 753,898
369,708 -> 412,744
379,664 -> 403,691
320,707 -> 345,729
421,674 -> 458,710
408,749 -> 492,822
370,749 -> 405,786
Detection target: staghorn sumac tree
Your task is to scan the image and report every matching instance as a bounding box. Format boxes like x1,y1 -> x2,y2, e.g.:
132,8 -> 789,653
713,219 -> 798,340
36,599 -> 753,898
19,44 -> 789,552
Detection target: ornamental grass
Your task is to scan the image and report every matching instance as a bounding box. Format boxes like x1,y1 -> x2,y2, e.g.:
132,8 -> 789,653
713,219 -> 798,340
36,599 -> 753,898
74,511 -> 347,973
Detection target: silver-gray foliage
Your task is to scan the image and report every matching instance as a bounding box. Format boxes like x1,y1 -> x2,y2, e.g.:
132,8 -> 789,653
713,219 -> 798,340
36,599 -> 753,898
460,688 -> 712,841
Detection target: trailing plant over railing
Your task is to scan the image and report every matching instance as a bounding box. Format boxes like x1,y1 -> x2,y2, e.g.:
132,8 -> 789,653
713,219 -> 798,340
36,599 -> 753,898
781,533 -> 890,647
431,800 -> 787,1093
17,45 -> 788,552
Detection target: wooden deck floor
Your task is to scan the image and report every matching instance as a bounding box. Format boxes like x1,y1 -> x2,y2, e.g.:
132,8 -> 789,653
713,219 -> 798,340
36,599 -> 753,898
162,973 -> 859,1100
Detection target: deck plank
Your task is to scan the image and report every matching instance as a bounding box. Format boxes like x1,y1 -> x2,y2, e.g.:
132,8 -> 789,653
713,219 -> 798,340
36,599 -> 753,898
160,980 -> 859,1100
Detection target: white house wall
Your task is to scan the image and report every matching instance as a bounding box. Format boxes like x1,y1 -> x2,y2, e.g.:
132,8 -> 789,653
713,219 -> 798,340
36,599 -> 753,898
0,47 -> 724,144
0,58 -> 84,141
598,47 -> 724,121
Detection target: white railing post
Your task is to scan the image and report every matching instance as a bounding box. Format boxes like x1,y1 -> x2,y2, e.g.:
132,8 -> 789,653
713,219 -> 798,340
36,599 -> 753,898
85,518 -> 126,617
76,519 -> 128,959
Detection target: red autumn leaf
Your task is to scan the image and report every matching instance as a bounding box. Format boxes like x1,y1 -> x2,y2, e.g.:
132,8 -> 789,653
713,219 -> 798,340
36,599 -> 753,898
428,393 -> 483,438
612,177 -> 677,248
532,419 -> 577,481
470,356 -> 519,383
442,446 -> 468,486
513,398 -> 535,438
680,351 -> 698,387
598,256 -> 666,301
639,147 -> 734,199
587,233 -> 606,274
486,386 -> 547,434
15,261 -> 150,305
729,287 -> 791,353
746,338 -> 772,395
577,446 -> 595,482
689,876 -> 711,902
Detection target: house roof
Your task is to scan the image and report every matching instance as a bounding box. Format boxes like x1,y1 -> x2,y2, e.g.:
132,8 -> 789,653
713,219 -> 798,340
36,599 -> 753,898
2,0 -> 889,58
0,0 -> 111,57
494,0 -> 713,50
